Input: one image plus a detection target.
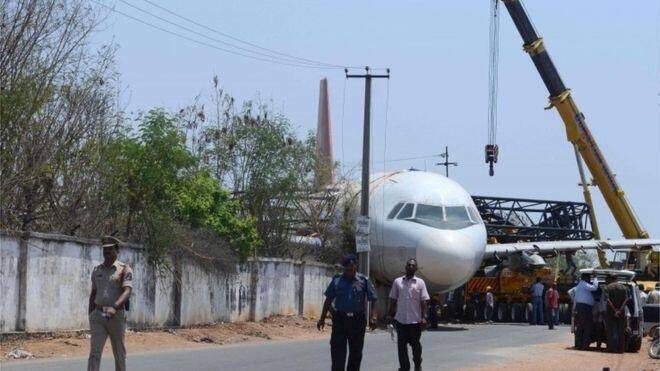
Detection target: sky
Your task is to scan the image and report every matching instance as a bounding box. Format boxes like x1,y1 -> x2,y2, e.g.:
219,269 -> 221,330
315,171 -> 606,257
94,0 -> 660,240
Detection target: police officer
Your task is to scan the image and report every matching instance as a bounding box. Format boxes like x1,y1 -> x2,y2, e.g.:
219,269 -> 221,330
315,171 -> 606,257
317,255 -> 378,371
604,274 -> 628,353
88,236 -> 133,371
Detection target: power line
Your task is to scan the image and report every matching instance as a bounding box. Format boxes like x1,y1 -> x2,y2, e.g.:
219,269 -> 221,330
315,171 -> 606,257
118,0 -> 341,68
139,0 -> 349,69
92,1 -> 345,69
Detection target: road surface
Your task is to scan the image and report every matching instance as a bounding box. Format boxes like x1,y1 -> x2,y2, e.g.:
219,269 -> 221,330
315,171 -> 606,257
2,323 -> 572,371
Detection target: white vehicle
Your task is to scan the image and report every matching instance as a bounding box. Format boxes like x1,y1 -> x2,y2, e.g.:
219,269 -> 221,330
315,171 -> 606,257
578,269 -> 645,352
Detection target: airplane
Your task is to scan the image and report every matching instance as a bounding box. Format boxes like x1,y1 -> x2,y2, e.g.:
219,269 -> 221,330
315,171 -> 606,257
313,79 -> 660,293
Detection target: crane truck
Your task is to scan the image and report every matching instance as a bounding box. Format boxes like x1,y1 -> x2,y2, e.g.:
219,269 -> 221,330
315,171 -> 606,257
500,0 -> 657,285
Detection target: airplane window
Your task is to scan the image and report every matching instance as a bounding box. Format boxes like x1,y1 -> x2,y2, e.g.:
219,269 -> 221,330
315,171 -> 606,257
468,207 -> 482,224
445,206 -> 471,223
415,204 -> 444,222
387,202 -> 405,219
396,203 -> 415,219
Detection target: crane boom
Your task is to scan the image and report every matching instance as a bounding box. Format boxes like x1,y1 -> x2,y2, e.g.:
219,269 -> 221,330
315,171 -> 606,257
501,0 -> 649,243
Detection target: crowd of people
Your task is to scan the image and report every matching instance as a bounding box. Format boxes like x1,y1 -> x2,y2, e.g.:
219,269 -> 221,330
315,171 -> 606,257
569,273 -> 659,353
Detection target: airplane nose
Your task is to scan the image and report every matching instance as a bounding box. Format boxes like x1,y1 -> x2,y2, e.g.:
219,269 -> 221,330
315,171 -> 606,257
416,228 -> 485,291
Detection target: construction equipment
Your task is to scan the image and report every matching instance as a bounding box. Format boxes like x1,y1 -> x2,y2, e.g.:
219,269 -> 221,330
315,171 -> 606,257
485,0 -> 501,176
500,0 -> 655,281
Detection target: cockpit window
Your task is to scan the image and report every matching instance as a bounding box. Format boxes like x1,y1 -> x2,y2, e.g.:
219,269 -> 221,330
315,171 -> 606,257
468,207 -> 482,224
445,206 -> 471,223
396,203 -> 415,219
387,202 -> 405,219
415,204 -> 444,222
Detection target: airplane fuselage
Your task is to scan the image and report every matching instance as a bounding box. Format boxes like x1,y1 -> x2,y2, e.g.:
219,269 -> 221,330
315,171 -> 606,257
365,170 -> 487,292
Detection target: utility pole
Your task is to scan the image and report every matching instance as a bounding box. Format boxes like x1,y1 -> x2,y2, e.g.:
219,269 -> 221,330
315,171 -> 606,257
435,146 -> 458,177
345,66 -> 390,281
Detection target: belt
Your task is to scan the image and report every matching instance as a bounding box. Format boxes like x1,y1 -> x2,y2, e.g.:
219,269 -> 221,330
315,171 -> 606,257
335,311 -> 364,318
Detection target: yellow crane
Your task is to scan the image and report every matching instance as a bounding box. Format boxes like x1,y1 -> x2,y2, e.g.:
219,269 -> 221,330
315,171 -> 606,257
500,0 -> 656,279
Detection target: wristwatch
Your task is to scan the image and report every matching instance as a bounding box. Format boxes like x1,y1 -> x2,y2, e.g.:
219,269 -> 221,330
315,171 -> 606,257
112,304 -> 120,310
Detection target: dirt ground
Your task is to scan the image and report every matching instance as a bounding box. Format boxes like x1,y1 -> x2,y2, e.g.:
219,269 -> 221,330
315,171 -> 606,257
1,315 -> 326,362
463,340 -> 660,371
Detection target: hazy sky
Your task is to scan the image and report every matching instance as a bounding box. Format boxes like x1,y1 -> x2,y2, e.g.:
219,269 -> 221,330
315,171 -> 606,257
96,0 -> 660,240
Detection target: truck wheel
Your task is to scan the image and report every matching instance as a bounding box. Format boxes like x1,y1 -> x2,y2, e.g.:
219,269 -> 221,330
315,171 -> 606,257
559,304 -> 570,324
509,304 -> 517,322
465,304 -> 476,322
511,303 -> 523,322
496,303 -> 509,322
525,303 -> 533,323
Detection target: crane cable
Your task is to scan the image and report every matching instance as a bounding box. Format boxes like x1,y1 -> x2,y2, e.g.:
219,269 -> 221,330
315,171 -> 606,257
486,0 -> 500,176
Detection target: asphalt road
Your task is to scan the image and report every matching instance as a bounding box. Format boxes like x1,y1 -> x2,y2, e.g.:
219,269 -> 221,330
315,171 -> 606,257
2,323 -> 572,371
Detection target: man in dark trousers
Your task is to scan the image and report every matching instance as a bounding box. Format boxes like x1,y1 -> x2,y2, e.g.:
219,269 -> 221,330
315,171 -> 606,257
545,282 -> 559,330
604,274 -> 628,353
317,255 -> 378,371
88,236 -> 133,371
530,277 -> 545,325
573,273 -> 598,350
388,259 -> 430,371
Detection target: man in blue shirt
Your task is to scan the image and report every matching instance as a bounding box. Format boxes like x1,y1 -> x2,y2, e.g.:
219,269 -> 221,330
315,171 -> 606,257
317,255 -> 378,371
573,272 -> 598,350
530,277 -> 545,325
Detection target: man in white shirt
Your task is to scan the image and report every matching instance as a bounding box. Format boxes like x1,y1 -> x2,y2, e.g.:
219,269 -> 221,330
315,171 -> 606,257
485,287 -> 495,323
388,259 -> 430,371
573,273 -> 598,350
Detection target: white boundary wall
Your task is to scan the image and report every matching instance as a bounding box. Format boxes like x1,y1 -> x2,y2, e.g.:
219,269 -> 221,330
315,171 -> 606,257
0,231 -> 337,333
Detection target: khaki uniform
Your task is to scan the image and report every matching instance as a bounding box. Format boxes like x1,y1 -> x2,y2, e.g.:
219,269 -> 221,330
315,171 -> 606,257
604,282 -> 627,353
88,260 -> 133,371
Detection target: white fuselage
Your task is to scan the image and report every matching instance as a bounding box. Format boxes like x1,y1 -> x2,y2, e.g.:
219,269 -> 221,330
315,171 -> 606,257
363,170 -> 487,293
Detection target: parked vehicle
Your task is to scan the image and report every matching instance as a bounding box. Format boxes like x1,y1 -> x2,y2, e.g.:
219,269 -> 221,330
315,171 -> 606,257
578,269 -> 644,352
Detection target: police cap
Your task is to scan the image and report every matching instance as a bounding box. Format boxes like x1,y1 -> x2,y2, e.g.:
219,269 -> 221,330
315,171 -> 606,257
101,235 -> 122,248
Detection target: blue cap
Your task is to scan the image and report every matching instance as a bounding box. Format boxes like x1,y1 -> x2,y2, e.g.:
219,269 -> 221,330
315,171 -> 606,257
341,254 -> 357,267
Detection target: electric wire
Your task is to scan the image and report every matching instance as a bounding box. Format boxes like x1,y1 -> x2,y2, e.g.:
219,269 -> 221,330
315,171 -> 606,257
139,0 -> 349,69
92,1 -> 345,69
119,0 -> 342,68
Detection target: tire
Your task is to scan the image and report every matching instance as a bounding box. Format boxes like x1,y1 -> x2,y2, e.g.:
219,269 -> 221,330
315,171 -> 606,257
525,303 -> 533,323
509,304 -> 518,322
465,304 -> 476,322
649,338 -> 660,359
559,303 -> 570,324
496,302 -> 509,322
511,303 -> 523,322
476,304 -> 485,322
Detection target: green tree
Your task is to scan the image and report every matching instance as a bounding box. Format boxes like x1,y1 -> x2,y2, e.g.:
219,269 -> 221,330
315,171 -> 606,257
105,110 -> 258,262
174,172 -> 260,258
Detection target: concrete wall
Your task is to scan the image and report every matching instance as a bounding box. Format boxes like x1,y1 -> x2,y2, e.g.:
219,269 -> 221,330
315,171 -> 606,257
0,235 -> 20,332
0,231 -> 337,333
